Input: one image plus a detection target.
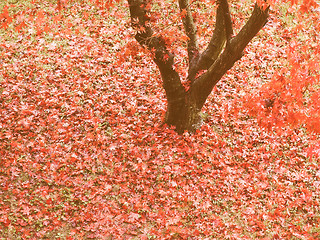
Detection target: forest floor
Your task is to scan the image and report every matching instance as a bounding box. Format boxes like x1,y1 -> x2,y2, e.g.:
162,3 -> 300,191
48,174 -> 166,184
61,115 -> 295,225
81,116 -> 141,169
0,0 -> 319,239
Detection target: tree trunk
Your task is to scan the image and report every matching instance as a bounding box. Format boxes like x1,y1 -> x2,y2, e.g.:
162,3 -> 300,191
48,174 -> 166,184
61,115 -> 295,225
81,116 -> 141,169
165,91 -> 202,134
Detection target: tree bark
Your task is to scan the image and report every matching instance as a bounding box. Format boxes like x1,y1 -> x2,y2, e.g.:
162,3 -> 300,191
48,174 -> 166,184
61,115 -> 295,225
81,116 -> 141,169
127,0 -> 269,133
164,91 -> 202,133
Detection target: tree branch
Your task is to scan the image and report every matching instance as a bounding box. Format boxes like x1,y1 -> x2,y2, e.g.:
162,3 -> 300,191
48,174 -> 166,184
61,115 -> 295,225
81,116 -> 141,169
188,0 -> 232,82
190,2 -> 269,108
220,0 -> 233,45
229,3 -> 269,54
178,0 -> 199,63
127,0 -> 186,106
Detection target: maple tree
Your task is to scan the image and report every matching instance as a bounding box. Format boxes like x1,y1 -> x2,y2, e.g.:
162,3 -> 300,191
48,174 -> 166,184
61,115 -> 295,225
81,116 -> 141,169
126,0 -> 319,134
0,0 -> 319,239
127,0 -> 269,133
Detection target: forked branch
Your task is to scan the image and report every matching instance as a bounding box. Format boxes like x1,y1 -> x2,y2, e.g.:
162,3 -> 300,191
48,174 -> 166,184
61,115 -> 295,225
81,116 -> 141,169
188,0 -> 233,81
191,2 -> 269,108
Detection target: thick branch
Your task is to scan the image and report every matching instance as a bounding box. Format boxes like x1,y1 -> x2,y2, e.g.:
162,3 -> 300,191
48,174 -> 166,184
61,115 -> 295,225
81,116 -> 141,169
229,3 -> 269,54
220,0 -> 233,44
190,3 -> 269,108
128,0 -> 185,104
188,0 -> 232,81
178,0 -> 199,63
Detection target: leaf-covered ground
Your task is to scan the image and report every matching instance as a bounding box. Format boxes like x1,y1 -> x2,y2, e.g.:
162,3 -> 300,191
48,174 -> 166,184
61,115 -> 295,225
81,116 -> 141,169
0,0 -> 319,239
